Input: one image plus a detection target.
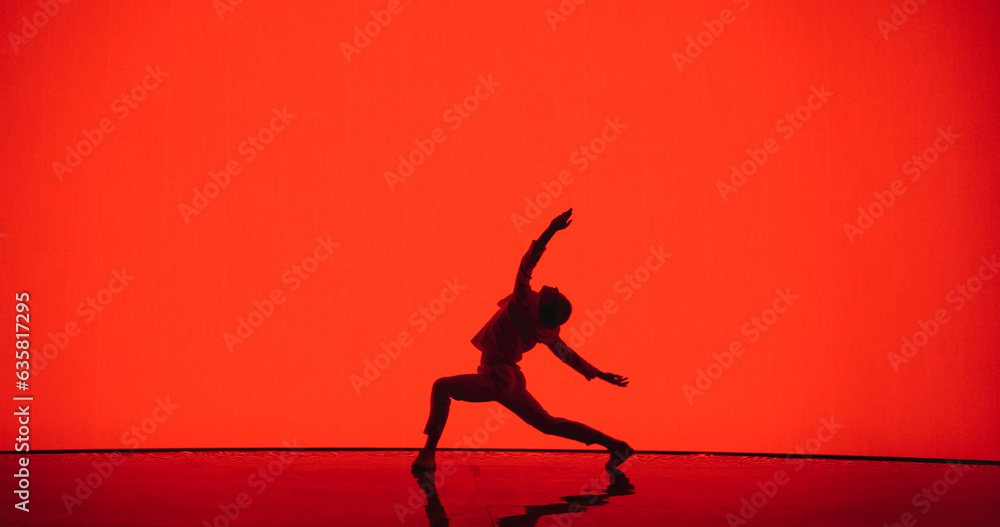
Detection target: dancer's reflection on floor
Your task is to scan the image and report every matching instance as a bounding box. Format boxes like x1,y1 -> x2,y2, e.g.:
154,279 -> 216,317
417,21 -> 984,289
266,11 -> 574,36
411,469 -> 449,527
496,469 -> 636,527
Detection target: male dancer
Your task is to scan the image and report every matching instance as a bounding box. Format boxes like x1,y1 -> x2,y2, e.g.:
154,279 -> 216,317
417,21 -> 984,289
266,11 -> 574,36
412,209 -> 633,473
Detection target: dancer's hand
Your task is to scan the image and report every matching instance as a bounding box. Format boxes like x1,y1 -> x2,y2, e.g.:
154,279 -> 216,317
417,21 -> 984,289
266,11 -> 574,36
599,372 -> 629,387
547,208 -> 573,232
536,208 -> 573,250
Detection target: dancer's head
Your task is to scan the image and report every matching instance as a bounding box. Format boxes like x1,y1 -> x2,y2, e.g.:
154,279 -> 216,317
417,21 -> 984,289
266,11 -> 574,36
539,285 -> 572,329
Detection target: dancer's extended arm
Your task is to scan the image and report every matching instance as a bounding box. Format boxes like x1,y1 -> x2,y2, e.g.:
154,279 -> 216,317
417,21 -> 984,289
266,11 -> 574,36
513,208 -> 573,304
547,338 -> 629,386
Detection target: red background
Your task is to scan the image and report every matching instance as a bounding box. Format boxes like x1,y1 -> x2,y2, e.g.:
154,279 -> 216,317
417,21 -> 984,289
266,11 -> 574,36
2,0 -> 998,460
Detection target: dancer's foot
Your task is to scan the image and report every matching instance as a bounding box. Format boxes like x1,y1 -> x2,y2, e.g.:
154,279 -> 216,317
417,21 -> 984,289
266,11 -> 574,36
606,441 -> 634,472
411,449 -> 436,472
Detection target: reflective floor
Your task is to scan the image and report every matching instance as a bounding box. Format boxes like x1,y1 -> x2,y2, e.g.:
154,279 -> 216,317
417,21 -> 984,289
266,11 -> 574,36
2,450 -> 998,526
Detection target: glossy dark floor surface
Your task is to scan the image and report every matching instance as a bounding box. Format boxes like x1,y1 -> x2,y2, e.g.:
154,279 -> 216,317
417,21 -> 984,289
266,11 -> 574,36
2,450 -> 998,526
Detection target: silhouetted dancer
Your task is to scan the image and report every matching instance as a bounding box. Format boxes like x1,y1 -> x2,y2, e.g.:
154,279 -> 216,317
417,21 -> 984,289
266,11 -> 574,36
412,209 -> 633,473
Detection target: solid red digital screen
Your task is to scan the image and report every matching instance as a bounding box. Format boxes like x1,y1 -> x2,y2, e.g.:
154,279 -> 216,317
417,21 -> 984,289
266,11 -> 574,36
1,0 -> 998,461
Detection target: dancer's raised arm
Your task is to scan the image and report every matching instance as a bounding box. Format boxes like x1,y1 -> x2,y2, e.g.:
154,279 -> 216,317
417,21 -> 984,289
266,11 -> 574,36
514,209 -> 573,305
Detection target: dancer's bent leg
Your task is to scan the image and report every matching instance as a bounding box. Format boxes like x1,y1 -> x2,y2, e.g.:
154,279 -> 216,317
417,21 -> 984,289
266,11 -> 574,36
414,373 -> 498,470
